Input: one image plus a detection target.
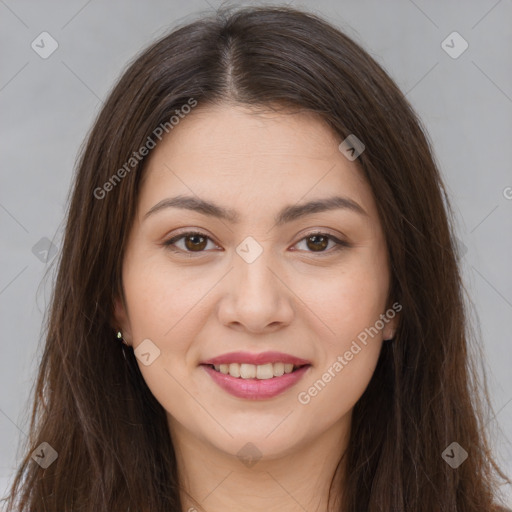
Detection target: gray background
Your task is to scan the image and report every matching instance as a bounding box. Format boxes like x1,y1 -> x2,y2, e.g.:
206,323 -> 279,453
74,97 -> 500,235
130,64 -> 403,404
1,0 -> 511,506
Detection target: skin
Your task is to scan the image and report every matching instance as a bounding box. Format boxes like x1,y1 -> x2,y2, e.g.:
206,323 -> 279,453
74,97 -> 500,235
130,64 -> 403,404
114,104 -> 399,512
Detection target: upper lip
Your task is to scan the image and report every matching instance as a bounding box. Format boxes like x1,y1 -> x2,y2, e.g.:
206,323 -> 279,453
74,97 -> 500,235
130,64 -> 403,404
202,351 -> 311,366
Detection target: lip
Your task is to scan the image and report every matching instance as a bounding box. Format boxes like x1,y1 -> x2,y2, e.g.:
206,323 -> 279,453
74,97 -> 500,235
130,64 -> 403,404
202,351 -> 311,366
202,364 -> 311,400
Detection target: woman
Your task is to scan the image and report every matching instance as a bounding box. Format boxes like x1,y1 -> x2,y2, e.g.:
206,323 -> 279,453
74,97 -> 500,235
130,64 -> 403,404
3,5 -> 510,511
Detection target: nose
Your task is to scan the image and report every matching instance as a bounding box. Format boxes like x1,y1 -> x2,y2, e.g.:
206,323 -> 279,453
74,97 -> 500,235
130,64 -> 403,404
216,247 -> 294,334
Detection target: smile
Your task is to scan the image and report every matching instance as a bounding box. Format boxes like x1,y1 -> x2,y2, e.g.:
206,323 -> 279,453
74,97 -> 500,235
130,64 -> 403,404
201,363 -> 311,400
209,362 -> 303,379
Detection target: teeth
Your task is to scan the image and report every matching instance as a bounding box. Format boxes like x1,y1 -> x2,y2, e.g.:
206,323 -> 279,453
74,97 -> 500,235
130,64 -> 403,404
256,363 -> 273,380
240,363 -> 256,379
229,363 -> 240,378
273,362 -> 284,376
211,362 -> 301,379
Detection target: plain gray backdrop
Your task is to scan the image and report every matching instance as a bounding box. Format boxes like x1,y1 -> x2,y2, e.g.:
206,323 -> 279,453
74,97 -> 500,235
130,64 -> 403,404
1,0 -> 511,506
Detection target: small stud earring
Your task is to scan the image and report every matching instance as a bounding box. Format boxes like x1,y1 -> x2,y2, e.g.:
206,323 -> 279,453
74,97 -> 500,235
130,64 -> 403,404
116,330 -> 129,346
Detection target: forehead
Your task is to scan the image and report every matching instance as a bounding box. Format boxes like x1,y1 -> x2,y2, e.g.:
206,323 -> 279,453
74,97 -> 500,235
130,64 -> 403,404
138,104 -> 378,224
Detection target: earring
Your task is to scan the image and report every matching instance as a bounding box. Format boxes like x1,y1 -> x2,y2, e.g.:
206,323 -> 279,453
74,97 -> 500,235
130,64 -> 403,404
116,330 -> 129,346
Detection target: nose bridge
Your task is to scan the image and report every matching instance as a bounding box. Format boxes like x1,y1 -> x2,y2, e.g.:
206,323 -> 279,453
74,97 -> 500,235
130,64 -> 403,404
234,235 -> 281,302
218,235 -> 293,331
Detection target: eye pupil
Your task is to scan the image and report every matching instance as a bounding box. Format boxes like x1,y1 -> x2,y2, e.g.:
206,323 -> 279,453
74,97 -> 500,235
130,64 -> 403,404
306,234 -> 328,252
185,234 -> 207,251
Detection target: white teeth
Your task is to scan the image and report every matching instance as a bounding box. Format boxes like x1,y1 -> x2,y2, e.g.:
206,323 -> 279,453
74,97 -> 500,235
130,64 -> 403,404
256,363 -> 274,380
211,362 -> 302,379
229,363 -> 240,378
240,364 -> 256,379
273,362 -> 285,376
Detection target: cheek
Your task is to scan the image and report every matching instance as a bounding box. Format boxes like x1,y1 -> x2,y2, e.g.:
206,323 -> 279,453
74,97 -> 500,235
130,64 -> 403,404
122,257 -> 205,414
295,266 -> 387,422
293,250 -> 390,343
297,336 -> 383,434
122,253 -> 206,351
296,250 -> 389,417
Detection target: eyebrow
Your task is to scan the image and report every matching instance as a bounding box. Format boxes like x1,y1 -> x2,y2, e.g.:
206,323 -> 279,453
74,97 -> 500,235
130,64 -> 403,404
143,194 -> 368,225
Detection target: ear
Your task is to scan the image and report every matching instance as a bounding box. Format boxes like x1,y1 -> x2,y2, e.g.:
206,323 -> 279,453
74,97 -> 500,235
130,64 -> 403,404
382,303 -> 401,340
112,295 -> 132,346
383,321 -> 398,340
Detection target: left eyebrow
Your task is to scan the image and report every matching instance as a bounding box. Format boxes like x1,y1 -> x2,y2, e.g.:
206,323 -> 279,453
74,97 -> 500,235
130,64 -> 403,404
143,194 -> 368,224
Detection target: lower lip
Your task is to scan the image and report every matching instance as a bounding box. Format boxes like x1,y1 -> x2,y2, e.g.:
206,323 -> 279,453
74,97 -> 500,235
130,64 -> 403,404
201,364 -> 311,400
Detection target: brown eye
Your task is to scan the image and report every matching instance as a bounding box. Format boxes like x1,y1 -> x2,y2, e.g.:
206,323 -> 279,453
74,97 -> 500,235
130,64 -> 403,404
184,234 -> 208,251
294,232 -> 348,254
164,231 -> 216,254
305,234 -> 329,252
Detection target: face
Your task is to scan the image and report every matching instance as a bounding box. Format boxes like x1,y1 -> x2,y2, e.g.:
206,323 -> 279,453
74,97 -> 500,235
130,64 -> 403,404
114,104 -> 398,462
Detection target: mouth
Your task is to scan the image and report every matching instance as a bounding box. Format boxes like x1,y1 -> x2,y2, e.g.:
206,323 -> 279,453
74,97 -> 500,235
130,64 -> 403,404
200,351 -> 312,399
203,362 -> 310,380
201,362 -> 311,400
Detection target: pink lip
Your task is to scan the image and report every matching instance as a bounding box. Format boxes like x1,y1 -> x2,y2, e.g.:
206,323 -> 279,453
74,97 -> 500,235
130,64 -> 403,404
202,351 -> 311,366
202,364 -> 311,400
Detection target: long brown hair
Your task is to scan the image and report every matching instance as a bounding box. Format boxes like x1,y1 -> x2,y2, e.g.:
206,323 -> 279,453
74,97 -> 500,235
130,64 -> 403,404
3,5 -> 510,511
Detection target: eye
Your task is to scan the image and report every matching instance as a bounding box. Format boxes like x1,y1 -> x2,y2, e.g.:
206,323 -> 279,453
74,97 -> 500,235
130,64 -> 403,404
163,231 -> 218,255
292,231 -> 349,254
163,230 -> 349,256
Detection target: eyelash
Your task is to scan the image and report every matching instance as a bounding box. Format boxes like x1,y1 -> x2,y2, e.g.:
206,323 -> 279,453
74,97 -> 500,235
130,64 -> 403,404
163,230 -> 350,257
